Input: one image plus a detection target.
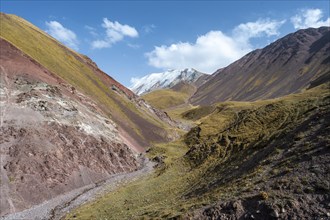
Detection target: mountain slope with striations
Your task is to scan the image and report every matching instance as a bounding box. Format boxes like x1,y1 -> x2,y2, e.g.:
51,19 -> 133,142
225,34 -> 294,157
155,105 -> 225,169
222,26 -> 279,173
0,13 -> 177,216
191,27 -> 330,105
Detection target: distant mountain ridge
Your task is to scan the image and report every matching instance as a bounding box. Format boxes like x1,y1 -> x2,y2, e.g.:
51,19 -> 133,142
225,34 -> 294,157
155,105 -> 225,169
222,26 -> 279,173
191,26 -> 330,105
130,68 -> 206,95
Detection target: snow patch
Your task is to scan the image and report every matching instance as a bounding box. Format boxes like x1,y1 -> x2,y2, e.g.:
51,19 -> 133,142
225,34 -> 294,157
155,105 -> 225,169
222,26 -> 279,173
130,68 -> 204,95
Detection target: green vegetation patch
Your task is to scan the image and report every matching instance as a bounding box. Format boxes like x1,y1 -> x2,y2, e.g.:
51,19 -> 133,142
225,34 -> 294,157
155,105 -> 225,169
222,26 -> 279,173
65,141 -> 193,219
66,83 -> 330,219
142,89 -> 190,110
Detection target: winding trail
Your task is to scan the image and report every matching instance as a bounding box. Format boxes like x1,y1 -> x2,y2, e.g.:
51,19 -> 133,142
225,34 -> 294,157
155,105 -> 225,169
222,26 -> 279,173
0,158 -> 155,220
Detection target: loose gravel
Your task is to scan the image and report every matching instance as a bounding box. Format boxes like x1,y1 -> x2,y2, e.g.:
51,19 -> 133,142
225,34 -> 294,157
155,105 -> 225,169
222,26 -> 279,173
1,159 -> 154,220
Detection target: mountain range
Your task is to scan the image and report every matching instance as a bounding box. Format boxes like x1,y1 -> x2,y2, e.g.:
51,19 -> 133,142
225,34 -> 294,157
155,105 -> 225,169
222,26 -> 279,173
0,12 -> 329,220
130,68 -> 206,95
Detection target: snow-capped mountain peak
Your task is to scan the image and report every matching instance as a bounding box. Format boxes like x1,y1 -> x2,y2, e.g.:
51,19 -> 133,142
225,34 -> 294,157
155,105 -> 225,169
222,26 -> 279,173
130,68 -> 205,95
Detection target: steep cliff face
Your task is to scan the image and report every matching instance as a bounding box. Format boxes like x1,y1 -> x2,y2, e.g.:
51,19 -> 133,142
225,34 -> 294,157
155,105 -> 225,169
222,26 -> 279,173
0,13 -> 177,216
191,27 -> 330,105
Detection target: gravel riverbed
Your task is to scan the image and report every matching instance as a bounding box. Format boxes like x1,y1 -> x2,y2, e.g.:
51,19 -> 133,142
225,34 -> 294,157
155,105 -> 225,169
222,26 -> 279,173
1,158 -> 154,220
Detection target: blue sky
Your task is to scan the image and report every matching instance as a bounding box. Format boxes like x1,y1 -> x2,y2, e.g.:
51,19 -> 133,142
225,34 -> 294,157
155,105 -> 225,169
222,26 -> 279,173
2,1 -> 330,87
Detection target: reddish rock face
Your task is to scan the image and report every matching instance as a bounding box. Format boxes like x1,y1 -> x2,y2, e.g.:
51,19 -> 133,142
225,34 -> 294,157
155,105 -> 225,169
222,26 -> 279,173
0,38 -> 141,215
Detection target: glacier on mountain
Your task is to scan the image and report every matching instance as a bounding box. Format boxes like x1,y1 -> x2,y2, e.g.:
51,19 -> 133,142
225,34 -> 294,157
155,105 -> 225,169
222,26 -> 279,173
130,68 -> 205,95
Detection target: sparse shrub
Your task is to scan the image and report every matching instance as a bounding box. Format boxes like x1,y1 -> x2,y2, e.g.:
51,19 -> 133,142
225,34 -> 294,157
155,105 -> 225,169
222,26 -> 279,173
274,147 -> 282,154
300,176 -> 309,185
270,168 -> 280,175
259,191 -> 269,200
314,181 -> 330,192
303,186 -> 314,193
282,166 -> 292,174
9,176 -> 15,183
294,132 -> 305,141
294,186 -> 304,194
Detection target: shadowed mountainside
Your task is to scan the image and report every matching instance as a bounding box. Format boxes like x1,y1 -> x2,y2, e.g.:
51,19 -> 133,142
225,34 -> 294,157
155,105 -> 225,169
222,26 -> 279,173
183,83 -> 330,219
191,27 -> 330,105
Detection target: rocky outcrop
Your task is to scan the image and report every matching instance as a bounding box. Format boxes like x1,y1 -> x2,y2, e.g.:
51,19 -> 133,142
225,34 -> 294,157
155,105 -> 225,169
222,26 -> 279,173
0,13 -> 177,155
0,35 -> 140,216
0,11 -> 183,215
182,84 -> 330,219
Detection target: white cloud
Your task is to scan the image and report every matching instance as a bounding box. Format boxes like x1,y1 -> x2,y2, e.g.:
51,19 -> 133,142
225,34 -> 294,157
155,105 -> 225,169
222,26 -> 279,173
146,31 -> 246,73
291,8 -> 330,29
146,19 -> 285,73
128,43 -> 141,49
91,40 -> 111,49
85,25 -> 99,37
45,21 -> 79,50
91,18 -> 138,49
233,19 -> 286,45
143,24 -> 156,33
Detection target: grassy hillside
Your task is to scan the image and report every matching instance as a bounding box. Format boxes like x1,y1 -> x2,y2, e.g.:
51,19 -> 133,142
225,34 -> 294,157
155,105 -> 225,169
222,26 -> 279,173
141,82 -> 198,124
142,82 -> 196,111
142,89 -> 190,110
0,13 -> 173,147
65,83 -> 330,219
165,104 -> 197,122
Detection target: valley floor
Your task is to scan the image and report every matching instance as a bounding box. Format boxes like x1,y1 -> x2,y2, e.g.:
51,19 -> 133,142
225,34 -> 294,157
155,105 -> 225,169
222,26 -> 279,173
63,84 -> 330,219
0,158 -> 154,220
